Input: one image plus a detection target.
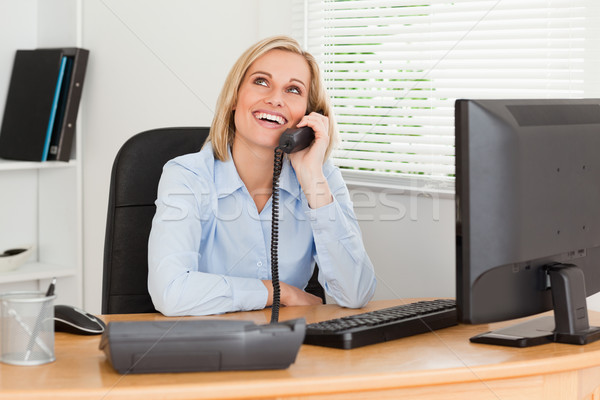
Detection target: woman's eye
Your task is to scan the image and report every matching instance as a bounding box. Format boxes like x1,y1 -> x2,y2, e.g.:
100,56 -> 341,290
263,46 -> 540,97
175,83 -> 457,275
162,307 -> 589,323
287,86 -> 301,95
254,78 -> 268,87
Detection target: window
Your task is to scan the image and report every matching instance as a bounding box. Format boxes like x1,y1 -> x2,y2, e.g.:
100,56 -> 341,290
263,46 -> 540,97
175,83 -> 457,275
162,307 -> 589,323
294,0 -> 594,193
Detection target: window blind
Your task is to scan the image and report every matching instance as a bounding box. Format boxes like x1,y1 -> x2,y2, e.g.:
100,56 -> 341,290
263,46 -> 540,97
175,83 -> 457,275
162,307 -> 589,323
293,0 -> 587,191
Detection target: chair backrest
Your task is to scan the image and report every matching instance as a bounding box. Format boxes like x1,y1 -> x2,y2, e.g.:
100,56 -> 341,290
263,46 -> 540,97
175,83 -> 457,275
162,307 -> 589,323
102,127 -> 209,314
102,126 -> 325,314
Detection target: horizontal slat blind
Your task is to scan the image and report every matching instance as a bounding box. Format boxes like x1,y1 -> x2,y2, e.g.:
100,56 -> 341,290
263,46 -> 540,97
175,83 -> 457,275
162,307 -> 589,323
294,0 -> 586,184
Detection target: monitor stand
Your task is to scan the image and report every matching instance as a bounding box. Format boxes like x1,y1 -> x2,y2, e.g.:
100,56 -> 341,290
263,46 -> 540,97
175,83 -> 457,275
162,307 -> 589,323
470,263 -> 600,347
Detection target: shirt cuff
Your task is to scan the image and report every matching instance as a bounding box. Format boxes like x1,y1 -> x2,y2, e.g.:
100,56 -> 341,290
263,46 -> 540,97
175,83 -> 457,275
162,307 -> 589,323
227,276 -> 269,311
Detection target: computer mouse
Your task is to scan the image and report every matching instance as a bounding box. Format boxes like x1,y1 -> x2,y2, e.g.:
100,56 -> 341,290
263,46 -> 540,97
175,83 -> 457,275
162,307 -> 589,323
54,304 -> 106,335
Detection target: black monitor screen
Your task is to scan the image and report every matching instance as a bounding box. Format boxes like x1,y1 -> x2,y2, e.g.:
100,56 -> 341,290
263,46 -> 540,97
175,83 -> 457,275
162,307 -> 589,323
455,98 -> 600,347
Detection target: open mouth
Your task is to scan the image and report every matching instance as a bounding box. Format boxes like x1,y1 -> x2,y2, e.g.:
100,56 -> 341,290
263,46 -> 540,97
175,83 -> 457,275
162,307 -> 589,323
253,112 -> 287,126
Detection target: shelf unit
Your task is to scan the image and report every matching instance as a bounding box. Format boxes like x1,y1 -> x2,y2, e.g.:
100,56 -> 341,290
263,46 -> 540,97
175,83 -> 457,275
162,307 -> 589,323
0,0 -> 83,306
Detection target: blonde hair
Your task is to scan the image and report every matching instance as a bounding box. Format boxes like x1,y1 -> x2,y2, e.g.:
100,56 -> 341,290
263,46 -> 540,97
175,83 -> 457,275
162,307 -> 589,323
208,35 -> 337,161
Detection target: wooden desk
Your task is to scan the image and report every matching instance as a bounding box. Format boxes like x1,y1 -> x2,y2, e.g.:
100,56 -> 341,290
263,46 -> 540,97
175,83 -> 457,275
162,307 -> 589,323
2,299 -> 600,400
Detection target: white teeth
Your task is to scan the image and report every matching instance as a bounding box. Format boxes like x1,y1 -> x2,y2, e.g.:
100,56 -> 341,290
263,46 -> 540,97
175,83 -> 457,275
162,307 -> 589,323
256,112 -> 285,125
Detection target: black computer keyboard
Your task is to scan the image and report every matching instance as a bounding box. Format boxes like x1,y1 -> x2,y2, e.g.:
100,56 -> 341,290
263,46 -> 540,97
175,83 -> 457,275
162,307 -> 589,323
304,299 -> 457,349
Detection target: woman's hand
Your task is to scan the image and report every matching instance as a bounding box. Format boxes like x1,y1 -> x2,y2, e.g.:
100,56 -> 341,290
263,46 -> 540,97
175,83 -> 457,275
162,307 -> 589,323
263,280 -> 323,306
288,112 -> 333,209
288,112 -> 329,170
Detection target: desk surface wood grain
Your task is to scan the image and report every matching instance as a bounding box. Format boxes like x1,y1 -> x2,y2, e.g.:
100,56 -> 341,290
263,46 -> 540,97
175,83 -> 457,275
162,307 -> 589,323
2,299 -> 600,400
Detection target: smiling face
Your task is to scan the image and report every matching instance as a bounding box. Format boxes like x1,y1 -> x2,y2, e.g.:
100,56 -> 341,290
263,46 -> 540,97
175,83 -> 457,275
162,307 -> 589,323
233,49 -> 311,154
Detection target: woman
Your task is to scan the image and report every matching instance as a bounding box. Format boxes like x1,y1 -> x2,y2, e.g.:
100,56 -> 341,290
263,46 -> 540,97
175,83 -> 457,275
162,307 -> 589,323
148,36 -> 376,316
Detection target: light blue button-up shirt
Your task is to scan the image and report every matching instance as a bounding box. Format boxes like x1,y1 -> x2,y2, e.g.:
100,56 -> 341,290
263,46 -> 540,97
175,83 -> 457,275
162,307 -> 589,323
147,142 -> 376,316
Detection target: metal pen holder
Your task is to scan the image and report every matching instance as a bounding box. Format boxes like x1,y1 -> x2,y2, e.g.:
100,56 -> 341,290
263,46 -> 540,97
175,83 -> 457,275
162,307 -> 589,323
0,291 -> 56,366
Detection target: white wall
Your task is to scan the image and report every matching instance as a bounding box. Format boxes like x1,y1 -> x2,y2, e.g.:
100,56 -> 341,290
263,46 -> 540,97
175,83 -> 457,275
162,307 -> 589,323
350,186 -> 455,300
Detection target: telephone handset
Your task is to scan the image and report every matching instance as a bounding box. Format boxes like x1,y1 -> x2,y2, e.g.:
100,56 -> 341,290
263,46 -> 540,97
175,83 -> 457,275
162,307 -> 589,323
269,126 -> 315,323
278,126 -> 315,154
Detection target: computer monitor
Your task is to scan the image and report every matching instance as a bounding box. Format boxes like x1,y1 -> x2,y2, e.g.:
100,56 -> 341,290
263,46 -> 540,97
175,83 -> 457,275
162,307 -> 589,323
455,98 -> 600,347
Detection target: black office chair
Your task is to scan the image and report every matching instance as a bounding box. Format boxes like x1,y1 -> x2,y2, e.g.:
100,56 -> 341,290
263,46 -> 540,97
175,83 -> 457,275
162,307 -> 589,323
102,127 -> 324,314
102,127 -> 208,314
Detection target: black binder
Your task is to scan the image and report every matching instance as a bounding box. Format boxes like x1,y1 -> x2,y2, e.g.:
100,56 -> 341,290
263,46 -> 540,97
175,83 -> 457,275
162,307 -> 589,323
0,48 -> 89,162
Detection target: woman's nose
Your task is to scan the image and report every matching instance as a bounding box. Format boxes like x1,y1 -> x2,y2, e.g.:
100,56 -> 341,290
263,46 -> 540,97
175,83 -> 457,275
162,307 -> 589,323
265,90 -> 283,107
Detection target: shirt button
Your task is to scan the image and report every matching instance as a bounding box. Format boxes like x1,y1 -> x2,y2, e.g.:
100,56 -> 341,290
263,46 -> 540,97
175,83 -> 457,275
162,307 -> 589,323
257,261 -> 263,267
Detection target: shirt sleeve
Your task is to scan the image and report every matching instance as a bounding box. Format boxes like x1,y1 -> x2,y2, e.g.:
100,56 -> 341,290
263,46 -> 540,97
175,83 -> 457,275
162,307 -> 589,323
306,164 -> 377,308
147,160 -> 269,316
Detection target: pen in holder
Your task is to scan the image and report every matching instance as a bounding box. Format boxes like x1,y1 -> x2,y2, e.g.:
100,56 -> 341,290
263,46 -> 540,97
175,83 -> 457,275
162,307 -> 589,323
0,286 -> 56,366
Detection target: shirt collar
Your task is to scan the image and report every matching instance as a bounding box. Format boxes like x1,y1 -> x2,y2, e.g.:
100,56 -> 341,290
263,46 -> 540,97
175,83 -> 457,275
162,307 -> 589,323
214,146 -> 244,197
214,146 -> 301,199
278,156 -> 301,199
